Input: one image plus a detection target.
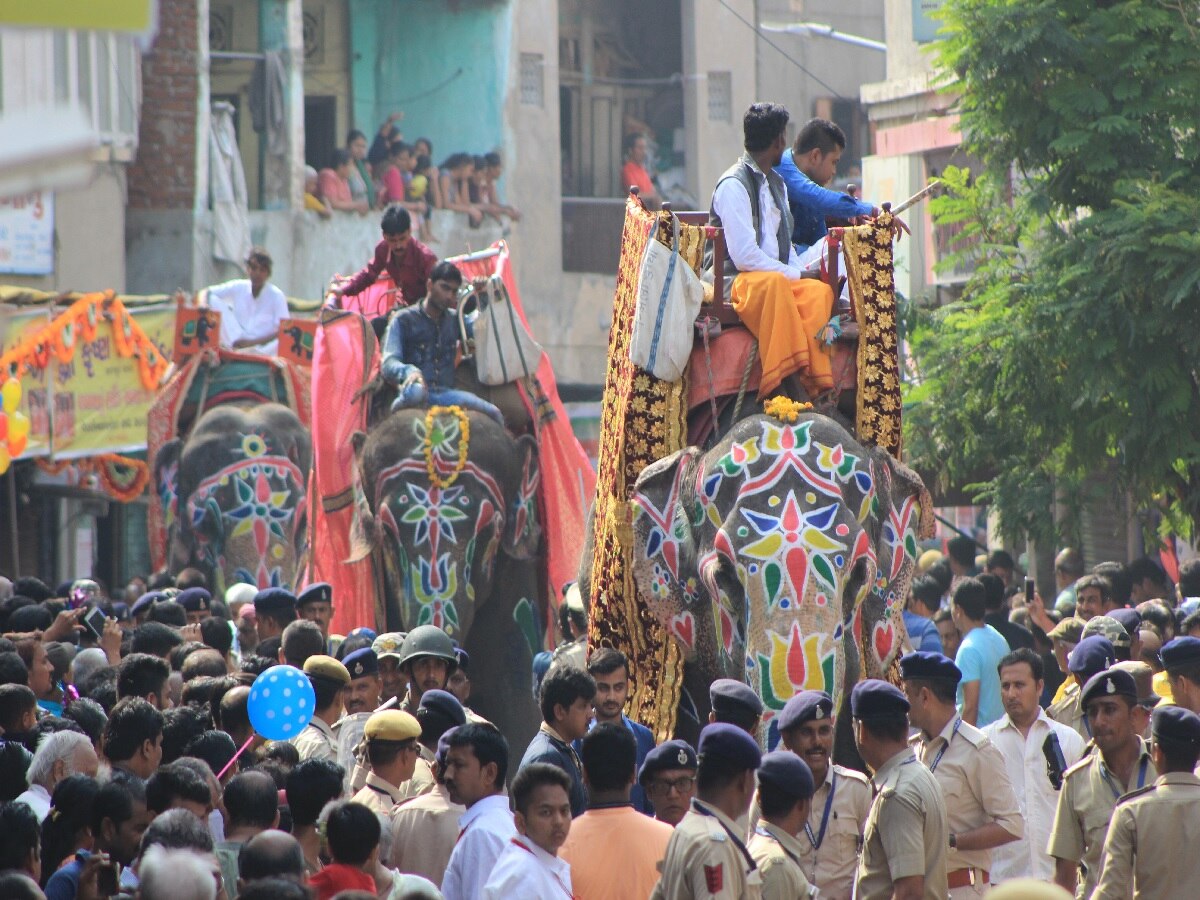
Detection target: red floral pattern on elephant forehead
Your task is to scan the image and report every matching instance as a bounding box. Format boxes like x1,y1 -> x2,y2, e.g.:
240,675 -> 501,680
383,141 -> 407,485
631,460 -> 691,584
374,458 -> 505,521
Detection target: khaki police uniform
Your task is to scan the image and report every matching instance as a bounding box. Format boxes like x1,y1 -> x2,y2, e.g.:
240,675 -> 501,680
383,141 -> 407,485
1091,772 -> 1200,900
747,821 -> 817,900
1048,681 -> 1090,744
397,745 -> 437,800
797,763 -> 871,899
651,798 -> 762,899
353,770 -> 404,818
1047,737 -> 1155,900
856,748 -> 949,900
333,710 -> 371,790
291,716 -> 337,762
912,716 -> 1023,897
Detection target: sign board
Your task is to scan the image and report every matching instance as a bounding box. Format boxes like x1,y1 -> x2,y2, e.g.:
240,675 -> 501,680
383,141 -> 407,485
0,0 -> 153,33
277,318 -> 317,366
0,307 -> 52,458
912,0 -> 946,43
0,193 -> 54,276
174,307 -> 222,360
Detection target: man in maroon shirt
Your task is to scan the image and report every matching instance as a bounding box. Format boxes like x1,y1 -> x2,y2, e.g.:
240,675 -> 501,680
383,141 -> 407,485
331,205 -> 438,312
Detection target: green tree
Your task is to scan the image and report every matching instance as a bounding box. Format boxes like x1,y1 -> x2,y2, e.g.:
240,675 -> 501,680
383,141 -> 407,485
906,0 -> 1200,541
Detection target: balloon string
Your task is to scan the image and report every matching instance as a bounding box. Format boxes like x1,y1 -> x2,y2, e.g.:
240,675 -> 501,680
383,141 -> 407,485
217,734 -> 256,780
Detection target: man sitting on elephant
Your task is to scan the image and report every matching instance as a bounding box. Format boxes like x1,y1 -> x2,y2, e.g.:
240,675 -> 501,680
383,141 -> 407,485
380,260 -> 504,425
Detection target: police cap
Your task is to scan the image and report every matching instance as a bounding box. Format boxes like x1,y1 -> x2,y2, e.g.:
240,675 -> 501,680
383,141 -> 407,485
1080,668 -> 1137,708
371,632 -> 407,662
776,690 -> 834,733
130,591 -> 166,618
297,582 -> 333,609
756,750 -> 816,802
1152,704 -> 1200,747
365,710 -> 421,743
697,722 -> 762,772
851,679 -> 910,720
176,587 -> 212,613
638,739 -> 698,785
254,587 -> 297,618
709,678 -> 764,719
418,689 -> 466,727
303,654 -> 350,686
343,648 -> 378,681
1082,615 -> 1130,649
1047,617 -> 1084,644
899,651 -> 963,685
1160,636 -> 1200,674
1068,636 -> 1115,680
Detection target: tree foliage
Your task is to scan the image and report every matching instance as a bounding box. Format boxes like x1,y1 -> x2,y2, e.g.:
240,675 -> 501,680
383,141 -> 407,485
905,0 -> 1200,542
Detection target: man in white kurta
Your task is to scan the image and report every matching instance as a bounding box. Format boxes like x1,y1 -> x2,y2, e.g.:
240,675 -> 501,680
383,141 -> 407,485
203,247 -> 290,355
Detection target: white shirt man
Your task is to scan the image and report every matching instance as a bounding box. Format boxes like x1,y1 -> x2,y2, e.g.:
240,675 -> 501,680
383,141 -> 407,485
482,834 -> 573,899
712,160 -> 805,279
982,650 -> 1087,882
203,250 -> 289,356
441,792 -> 515,899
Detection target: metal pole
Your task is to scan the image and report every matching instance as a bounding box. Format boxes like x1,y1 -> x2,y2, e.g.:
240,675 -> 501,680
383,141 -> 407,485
7,466 -> 19,578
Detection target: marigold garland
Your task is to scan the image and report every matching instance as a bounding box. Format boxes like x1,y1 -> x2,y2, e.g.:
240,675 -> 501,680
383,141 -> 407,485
35,453 -> 150,503
763,396 -> 813,423
423,405 -> 470,489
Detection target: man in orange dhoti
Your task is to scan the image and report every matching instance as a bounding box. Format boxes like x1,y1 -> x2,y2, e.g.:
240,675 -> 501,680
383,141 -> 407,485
710,103 -> 834,398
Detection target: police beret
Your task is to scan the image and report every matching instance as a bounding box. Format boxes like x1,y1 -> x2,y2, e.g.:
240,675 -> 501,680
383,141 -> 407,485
1082,615 -> 1130,649
1107,608 -> 1142,636
371,632 -> 407,661
1160,636 -> 1200,673
697,722 -> 762,772
130,590 -> 167,618
1047,617 -> 1084,644
110,602 -> 131,622
436,727 -> 458,767
454,647 -> 470,671
418,689 -> 466,726
776,691 -> 834,733
343,648 -> 378,680
900,651 -> 963,685
639,739 -> 698,784
1152,704 -> 1200,746
1080,668 -> 1137,708
297,582 -> 333,608
303,654 -> 350,685
709,678 -> 764,718
756,751 -> 815,802
176,587 -> 212,613
254,588 -> 297,617
851,679 -> 910,720
365,709 -> 421,742
347,627 -> 377,642
1068,636 -> 1115,679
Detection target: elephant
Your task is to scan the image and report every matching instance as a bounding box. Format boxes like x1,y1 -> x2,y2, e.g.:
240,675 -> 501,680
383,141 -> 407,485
154,402 -> 311,593
355,405 -> 543,746
630,411 -> 930,760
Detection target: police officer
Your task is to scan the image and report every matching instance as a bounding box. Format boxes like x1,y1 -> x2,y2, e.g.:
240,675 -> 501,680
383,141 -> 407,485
297,582 -> 340,653
1161,635 -> 1200,714
253,587 -> 298,645
402,688 -> 466,800
651,723 -> 763,899
292,654 -> 350,762
901,652 -> 1022,897
371,631 -> 408,702
639,740 -> 699,827
747,751 -> 817,899
176,587 -> 213,625
709,679 -> 764,735
852,678 -> 948,900
1092,705 -> 1200,899
775,689 -> 871,897
1049,635 -> 1116,743
351,709 -> 422,819
395,625 -> 459,714
1048,667 -> 1156,898
334,647 -> 383,792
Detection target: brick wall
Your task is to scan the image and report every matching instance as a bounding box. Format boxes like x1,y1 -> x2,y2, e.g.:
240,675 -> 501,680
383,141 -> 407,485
127,0 -> 200,209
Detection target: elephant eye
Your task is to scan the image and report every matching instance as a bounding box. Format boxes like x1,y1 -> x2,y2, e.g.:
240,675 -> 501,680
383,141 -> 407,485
842,558 -> 872,623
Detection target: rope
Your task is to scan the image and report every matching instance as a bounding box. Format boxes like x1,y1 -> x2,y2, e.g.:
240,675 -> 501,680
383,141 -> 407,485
697,316 -> 720,429
730,339 -> 758,426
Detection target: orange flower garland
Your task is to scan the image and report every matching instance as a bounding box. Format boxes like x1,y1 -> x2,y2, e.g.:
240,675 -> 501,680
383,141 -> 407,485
34,453 -> 150,503
423,405 -> 470,489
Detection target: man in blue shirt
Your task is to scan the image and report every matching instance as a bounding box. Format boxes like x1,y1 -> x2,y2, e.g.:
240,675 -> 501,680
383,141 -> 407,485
582,648 -> 655,814
905,574 -> 945,654
519,665 -> 595,816
951,577 -> 1011,727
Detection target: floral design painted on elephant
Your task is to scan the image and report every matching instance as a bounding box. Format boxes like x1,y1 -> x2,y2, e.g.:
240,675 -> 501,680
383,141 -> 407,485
632,413 -> 929,747
153,403 -> 311,593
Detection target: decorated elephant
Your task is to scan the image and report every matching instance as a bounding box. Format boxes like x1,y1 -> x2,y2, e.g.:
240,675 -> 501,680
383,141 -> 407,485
355,404 -> 543,744
630,410 -> 931,756
154,402 -> 311,593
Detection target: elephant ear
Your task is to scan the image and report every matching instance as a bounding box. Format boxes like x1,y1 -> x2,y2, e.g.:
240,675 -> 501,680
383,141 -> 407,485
502,434 -> 541,560
347,430 -> 380,563
631,446 -> 706,657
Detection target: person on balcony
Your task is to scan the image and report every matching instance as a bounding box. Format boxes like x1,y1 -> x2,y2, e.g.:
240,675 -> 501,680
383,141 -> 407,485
709,102 -> 834,400
318,149 -> 370,216
200,247 -> 290,356
380,261 -> 504,425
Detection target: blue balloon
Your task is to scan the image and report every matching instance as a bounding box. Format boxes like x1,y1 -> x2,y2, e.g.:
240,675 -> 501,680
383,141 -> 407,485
247,665 -> 315,741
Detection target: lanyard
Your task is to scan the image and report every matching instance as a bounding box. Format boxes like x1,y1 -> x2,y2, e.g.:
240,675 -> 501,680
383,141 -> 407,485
928,718 -> 963,773
510,839 -> 575,899
1101,756 -> 1149,801
804,771 -> 838,851
692,800 -> 758,872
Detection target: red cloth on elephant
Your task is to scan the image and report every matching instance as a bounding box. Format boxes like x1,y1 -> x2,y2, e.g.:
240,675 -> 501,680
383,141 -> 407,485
308,308 -> 380,634
452,242 -> 596,625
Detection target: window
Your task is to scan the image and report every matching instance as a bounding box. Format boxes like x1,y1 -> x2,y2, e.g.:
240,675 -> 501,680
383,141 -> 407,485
44,30 -> 141,155
520,52 -> 544,107
707,71 -> 731,122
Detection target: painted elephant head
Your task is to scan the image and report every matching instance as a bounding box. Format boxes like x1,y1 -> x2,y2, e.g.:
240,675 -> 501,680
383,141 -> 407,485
153,403 -> 311,593
631,412 -> 930,746
356,406 -> 541,644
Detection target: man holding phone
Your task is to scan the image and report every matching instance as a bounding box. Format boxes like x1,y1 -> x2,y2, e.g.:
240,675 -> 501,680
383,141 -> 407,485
45,778 -> 154,899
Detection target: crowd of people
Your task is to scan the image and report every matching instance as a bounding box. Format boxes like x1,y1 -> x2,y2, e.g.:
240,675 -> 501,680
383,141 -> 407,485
302,113 -> 520,242
0,547 -> 1197,899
